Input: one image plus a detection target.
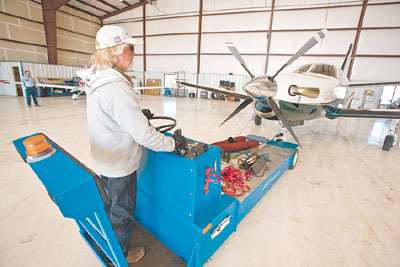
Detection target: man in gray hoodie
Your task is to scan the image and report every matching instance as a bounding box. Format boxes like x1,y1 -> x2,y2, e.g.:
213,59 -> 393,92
22,70 -> 40,107
77,25 -> 185,264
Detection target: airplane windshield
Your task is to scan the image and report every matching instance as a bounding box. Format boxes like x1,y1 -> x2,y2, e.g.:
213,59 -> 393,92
309,64 -> 338,78
294,64 -> 313,74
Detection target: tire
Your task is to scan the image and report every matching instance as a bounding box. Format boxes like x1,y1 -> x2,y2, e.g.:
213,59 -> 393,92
382,135 -> 394,151
289,148 -> 299,169
255,115 -> 262,125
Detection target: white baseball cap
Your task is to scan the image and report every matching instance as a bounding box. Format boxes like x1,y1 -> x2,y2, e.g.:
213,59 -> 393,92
95,25 -> 143,50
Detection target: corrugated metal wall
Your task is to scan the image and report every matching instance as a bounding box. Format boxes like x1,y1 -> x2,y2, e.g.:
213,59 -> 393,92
128,70 -> 250,97
22,62 -> 84,81
0,61 -> 85,96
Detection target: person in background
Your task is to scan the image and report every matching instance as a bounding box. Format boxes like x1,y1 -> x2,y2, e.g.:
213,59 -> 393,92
22,70 -> 40,107
77,25 -> 186,265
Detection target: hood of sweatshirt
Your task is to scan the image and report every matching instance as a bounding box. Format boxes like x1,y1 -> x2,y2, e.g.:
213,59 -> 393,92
76,66 -> 133,95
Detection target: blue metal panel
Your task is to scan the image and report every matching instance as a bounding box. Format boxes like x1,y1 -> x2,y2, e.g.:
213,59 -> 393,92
236,158 -> 290,223
137,145 -> 222,223
136,143 -> 236,267
13,133 -> 128,267
13,134 -> 104,219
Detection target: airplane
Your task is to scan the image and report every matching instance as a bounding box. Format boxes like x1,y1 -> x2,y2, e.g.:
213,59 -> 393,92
179,29 -> 400,151
4,80 -> 167,100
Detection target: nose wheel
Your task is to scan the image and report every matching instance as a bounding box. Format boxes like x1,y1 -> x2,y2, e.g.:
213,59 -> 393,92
254,115 -> 262,125
382,119 -> 399,151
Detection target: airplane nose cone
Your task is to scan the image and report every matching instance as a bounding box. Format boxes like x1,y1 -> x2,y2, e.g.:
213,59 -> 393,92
243,74 -> 277,100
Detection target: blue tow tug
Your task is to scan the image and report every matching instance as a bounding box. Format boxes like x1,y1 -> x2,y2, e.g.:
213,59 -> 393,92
13,132 -> 298,267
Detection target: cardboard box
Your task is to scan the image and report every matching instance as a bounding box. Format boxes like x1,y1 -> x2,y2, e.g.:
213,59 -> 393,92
144,79 -> 161,95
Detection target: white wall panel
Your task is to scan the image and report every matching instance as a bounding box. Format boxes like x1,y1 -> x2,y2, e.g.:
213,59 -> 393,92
276,0 -> 362,7
321,6 -> 362,28
146,17 -> 198,35
202,12 -> 270,32
104,6 -> 143,23
269,30 -> 355,54
146,0 -> 199,17
351,57 -> 400,82
273,9 -> 328,30
146,35 -> 197,54
363,4 -> 400,27
203,0 -> 271,11
120,21 -> 143,37
146,55 -> 197,73
200,55 -> 266,76
202,32 -> 268,53
357,30 -> 400,55
132,55 -> 144,72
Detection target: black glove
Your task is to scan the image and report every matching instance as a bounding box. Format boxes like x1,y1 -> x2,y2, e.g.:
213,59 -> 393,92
173,129 -> 187,154
142,109 -> 154,119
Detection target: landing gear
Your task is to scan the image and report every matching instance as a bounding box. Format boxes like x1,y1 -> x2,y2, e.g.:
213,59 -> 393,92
382,119 -> 399,151
254,115 -> 262,125
274,127 -> 286,142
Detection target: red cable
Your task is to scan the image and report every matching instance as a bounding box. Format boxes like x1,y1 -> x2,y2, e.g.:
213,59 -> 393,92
221,166 -> 251,197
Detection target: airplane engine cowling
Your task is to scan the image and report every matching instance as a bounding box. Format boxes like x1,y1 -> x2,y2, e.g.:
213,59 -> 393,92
243,74 -> 277,100
253,100 -> 278,121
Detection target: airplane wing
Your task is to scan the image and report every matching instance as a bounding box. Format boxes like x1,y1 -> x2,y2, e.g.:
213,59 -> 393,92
134,86 -> 167,90
178,81 -> 248,100
325,107 -> 400,119
36,83 -> 83,92
348,81 -> 400,88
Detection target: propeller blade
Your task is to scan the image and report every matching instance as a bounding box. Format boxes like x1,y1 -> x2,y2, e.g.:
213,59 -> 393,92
341,43 -> 353,71
270,29 -> 328,82
220,97 -> 253,126
266,97 -> 302,148
226,42 -> 255,79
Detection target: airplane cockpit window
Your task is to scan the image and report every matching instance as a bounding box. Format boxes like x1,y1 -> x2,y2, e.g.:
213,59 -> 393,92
309,64 -> 338,78
294,64 -> 313,74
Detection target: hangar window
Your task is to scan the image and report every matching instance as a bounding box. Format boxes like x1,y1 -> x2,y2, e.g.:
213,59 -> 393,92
309,64 -> 338,78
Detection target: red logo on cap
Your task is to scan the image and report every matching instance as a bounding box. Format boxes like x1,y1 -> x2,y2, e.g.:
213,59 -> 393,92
114,36 -> 122,43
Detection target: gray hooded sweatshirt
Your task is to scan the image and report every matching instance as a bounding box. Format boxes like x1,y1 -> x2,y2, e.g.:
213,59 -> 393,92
77,66 -> 175,177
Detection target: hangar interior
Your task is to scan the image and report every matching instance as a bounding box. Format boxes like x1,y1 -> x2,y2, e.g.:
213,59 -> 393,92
1,0 -> 400,267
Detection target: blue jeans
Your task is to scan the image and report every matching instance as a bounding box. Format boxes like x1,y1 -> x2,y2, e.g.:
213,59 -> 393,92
25,87 -> 38,106
100,172 -> 137,256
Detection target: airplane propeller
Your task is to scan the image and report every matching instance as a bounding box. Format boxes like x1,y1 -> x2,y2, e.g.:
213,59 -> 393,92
219,97 -> 253,126
225,42 -> 255,79
269,29 -> 328,82
266,97 -> 302,148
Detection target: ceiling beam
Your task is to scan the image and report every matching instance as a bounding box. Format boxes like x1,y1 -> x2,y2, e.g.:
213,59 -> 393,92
95,0 -> 119,10
347,0 -> 368,80
51,0 -> 72,9
196,0 -> 203,85
75,0 -> 108,14
142,4 -> 146,84
121,1 -> 131,7
65,3 -> 99,18
100,0 -> 146,21
41,0 -> 72,64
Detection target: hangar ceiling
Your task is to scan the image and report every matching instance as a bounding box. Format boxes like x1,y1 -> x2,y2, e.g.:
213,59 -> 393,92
62,0 -> 146,20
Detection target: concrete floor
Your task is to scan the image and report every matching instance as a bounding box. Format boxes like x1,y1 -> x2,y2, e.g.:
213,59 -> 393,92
1,95 -> 399,267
